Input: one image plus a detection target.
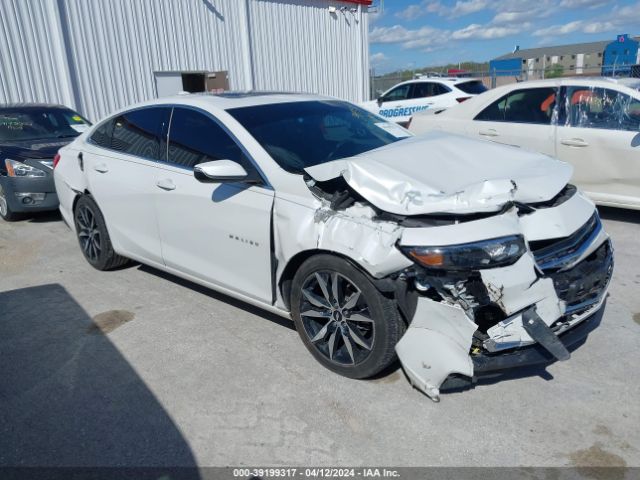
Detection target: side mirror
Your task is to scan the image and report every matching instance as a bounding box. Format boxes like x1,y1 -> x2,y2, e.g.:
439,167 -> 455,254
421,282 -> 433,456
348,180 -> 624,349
194,160 -> 249,183
377,97 -> 384,106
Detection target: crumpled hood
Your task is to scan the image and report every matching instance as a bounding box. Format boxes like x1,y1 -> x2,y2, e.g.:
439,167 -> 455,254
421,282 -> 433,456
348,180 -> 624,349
305,131 -> 573,215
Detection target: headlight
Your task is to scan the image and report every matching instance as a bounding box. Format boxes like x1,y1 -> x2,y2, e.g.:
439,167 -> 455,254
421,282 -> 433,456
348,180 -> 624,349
401,235 -> 526,270
5,159 -> 46,178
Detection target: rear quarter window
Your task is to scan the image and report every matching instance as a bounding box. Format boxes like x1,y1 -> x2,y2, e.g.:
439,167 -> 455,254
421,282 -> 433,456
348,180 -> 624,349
90,119 -> 115,148
457,81 -> 488,95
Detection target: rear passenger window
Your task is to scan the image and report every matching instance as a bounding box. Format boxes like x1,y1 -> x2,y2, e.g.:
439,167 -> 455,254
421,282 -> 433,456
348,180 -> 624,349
456,80 -> 487,95
409,82 -> 450,99
475,87 -> 557,125
410,83 -> 432,99
90,119 -> 115,148
167,108 -> 248,170
110,107 -> 169,160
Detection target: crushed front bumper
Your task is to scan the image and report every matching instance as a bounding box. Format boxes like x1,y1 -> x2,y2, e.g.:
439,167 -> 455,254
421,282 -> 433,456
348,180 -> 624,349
395,203 -> 613,401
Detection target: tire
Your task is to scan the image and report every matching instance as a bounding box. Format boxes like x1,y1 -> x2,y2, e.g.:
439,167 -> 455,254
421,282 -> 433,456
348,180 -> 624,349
291,254 -> 404,379
74,195 -> 129,271
0,184 -> 20,221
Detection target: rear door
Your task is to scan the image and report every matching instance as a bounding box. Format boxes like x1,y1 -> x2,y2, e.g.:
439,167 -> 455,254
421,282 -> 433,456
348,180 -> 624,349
409,82 -> 455,110
154,107 -> 274,302
84,107 -> 170,264
471,86 -> 558,156
556,85 -> 640,207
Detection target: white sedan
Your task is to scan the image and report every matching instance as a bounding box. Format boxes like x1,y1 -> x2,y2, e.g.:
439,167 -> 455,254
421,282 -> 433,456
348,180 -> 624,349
409,77 -> 640,210
54,93 -> 612,400
361,77 -> 487,126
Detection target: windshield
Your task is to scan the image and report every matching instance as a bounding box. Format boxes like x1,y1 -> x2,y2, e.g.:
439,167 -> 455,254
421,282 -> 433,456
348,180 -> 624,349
0,108 -> 90,142
228,100 -> 411,173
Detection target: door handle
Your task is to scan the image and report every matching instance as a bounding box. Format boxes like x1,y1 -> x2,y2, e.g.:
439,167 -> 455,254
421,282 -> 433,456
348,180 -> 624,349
560,138 -> 589,147
156,179 -> 176,191
93,163 -> 108,173
479,129 -> 499,137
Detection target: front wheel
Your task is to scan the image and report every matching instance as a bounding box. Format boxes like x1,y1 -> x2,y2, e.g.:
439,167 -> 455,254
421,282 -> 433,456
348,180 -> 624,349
291,254 -> 404,379
74,195 -> 129,271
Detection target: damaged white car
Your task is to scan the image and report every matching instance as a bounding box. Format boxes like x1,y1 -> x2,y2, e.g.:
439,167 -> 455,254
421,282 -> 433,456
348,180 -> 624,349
54,93 -> 613,400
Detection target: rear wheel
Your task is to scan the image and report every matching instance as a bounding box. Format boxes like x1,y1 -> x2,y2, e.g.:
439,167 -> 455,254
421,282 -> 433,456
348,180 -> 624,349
74,195 -> 129,270
0,184 -> 19,221
291,255 -> 404,379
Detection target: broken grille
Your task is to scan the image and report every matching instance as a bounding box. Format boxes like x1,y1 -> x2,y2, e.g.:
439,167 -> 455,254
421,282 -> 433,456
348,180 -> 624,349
548,240 -> 613,316
530,213 -> 601,272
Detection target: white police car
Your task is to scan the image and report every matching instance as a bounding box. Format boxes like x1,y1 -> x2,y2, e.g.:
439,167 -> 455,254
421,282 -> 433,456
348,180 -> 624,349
361,77 -> 487,126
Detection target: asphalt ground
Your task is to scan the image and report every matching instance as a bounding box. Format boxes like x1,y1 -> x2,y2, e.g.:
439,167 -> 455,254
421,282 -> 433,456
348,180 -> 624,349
1,206 -> 639,471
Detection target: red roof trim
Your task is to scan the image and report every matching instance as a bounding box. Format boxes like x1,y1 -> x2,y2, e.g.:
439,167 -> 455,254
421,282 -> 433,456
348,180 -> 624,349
343,0 -> 373,5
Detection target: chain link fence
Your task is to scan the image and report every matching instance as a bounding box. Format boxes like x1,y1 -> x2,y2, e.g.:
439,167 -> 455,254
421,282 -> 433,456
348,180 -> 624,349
369,65 -> 640,100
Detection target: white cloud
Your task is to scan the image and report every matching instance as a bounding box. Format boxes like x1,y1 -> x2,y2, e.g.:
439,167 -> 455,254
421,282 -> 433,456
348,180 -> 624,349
533,1 -> 640,38
396,0 -> 489,19
533,20 -> 583,37
559,0 -> 608,8
370,52 -> 388,66
450,0 -> 489,16
492,11 -> 531,24
581,21 -> 616,33
452,23 -> 521,40
369,25 -> 413,44
370,25 -> 447,46
395,1 -> 445,20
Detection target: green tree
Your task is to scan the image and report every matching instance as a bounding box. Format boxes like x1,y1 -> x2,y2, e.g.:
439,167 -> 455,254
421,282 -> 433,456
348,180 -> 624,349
545,64 -> 564,78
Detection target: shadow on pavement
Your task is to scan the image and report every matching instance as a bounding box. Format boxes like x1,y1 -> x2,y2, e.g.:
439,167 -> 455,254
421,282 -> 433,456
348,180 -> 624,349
22,210 -> 62,223
138,264 -> 295,331
0,284 -> 199,476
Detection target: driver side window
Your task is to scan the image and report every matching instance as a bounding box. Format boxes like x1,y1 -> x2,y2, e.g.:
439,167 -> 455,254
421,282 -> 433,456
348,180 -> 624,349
382,84 -> 411,103
167,108 -> 251,170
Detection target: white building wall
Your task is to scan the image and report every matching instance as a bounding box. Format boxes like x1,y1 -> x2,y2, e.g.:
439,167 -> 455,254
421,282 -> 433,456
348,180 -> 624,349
0,0 -> 370,121
247,0 -> 369,103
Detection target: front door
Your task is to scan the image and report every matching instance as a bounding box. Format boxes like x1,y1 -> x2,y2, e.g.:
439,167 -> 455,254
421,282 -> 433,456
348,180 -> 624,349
154,107 -> 274,303
470,86 -> 558,156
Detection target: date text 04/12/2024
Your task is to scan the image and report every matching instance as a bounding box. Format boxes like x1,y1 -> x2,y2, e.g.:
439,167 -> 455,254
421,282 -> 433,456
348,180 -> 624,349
232,468 -> 400,478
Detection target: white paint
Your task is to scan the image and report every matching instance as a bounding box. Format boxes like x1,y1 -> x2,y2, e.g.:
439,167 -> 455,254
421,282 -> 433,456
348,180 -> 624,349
395,300 -> 476,401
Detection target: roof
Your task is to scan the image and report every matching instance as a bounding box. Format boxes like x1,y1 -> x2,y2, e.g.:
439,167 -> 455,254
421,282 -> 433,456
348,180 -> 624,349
493,37 -> 640,61
483,76 -> 640,93
124,91 -> 335,113
398,77 -> 481,86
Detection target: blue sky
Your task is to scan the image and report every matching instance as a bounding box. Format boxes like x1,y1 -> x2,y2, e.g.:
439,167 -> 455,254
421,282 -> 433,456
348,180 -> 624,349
369,0 -> 640,73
